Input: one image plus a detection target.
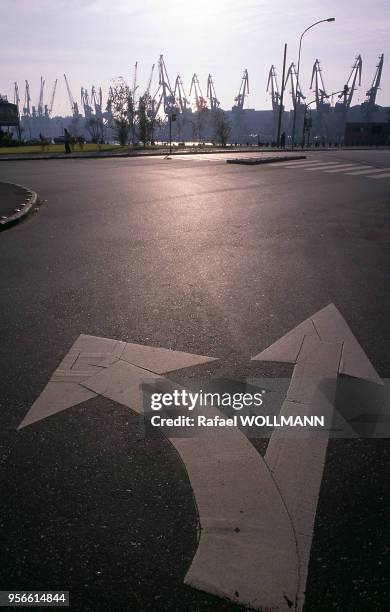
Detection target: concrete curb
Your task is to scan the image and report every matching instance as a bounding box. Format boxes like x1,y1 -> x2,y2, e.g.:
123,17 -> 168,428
0,182 -> 38,231
0,149 -> 315,162
226,155 -> 306,165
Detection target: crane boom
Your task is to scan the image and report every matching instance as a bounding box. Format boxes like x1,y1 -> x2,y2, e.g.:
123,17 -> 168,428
37,76 -> 45,117
145,64 -> 155,96
64,74 -> 79,117
48,79 -> 57,115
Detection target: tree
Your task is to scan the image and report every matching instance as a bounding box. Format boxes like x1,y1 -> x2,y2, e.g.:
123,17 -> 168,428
195,97 -> 208,142
213,109 -> 231,146
85,116 -> 104,142
108,79 -> 131,146
137,94 -> 154,146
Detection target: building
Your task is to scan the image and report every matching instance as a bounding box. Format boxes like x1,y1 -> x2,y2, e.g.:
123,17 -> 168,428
344,121 -> 390,146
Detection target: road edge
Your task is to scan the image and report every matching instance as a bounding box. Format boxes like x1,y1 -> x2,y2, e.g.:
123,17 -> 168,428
0,182 -> 38,231
226,155 -> 306,165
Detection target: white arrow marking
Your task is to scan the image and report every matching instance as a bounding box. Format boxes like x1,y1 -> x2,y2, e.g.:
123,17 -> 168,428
18,335 -> 217,429
18,334 -> 299,611
252,303 -> 382,610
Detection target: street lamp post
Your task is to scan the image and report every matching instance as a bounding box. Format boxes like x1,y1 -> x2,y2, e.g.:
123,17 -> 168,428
291,17 -> 335,150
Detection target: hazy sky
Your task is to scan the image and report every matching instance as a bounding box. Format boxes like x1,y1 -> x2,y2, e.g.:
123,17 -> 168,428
1,0 -> 389,116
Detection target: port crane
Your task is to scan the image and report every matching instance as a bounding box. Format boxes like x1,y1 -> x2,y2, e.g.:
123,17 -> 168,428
174,75 -> 189,113
267,65 -> 281,138
13,82 -> 20,111
151,55 -> 176,119
64,74 -> 79,117
363,53 -> 384,120
189,73 -> 207,112
206,74 -> 219,111
334,55 -> 362,141
81,87 -> 93,118
310,59 -> 330,106
267,65 -> 281,110
233,69 -> 249,110
336,55 -> 362,110
91,86 -> 103,116
44,79 -> 58,117
23,80 -> 31,116
37,77 -> 45,117
145,64 -> 155,97
284,63 -> 305,108
310,59 -> 331,140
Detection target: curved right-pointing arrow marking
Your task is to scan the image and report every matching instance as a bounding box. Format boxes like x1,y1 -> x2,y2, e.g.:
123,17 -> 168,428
19,334 -> 299,611
252,303 -> 382,611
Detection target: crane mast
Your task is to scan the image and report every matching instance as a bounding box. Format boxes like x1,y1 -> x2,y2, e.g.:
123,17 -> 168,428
233,69 -> 249,110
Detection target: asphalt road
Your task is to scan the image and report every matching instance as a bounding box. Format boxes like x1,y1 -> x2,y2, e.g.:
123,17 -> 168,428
0,150 -> 389,611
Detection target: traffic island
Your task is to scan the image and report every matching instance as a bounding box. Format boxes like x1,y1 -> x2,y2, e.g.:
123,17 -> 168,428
0,182 -> 38,231
226,155 -> 306,165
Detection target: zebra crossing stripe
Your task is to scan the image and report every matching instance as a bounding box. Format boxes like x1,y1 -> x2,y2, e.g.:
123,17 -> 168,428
304,163 -> 346,171
323,164 -> 364,173
344,166 -> 375,175
368,172 -> 390,179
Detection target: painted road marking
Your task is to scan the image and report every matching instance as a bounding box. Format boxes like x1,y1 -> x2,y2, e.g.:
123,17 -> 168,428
281,160 -> 329,167
252,303 -> 382,611
323,164 -> 365,173
368,171 -> 390,179
282,163 -> 329,169
347,167 -> 390,176
18,310 -> 382,612
18,337 -> 217,428
343,166 -> 374,174
304,163 -> 348,171
18,335 -> 298,611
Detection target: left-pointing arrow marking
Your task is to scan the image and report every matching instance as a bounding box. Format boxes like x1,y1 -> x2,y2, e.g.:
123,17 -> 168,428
18,334 -> 217,429
252,303 -> 382,611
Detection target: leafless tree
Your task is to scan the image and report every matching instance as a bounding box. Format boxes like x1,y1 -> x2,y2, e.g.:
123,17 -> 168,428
213,109 -> 231,146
